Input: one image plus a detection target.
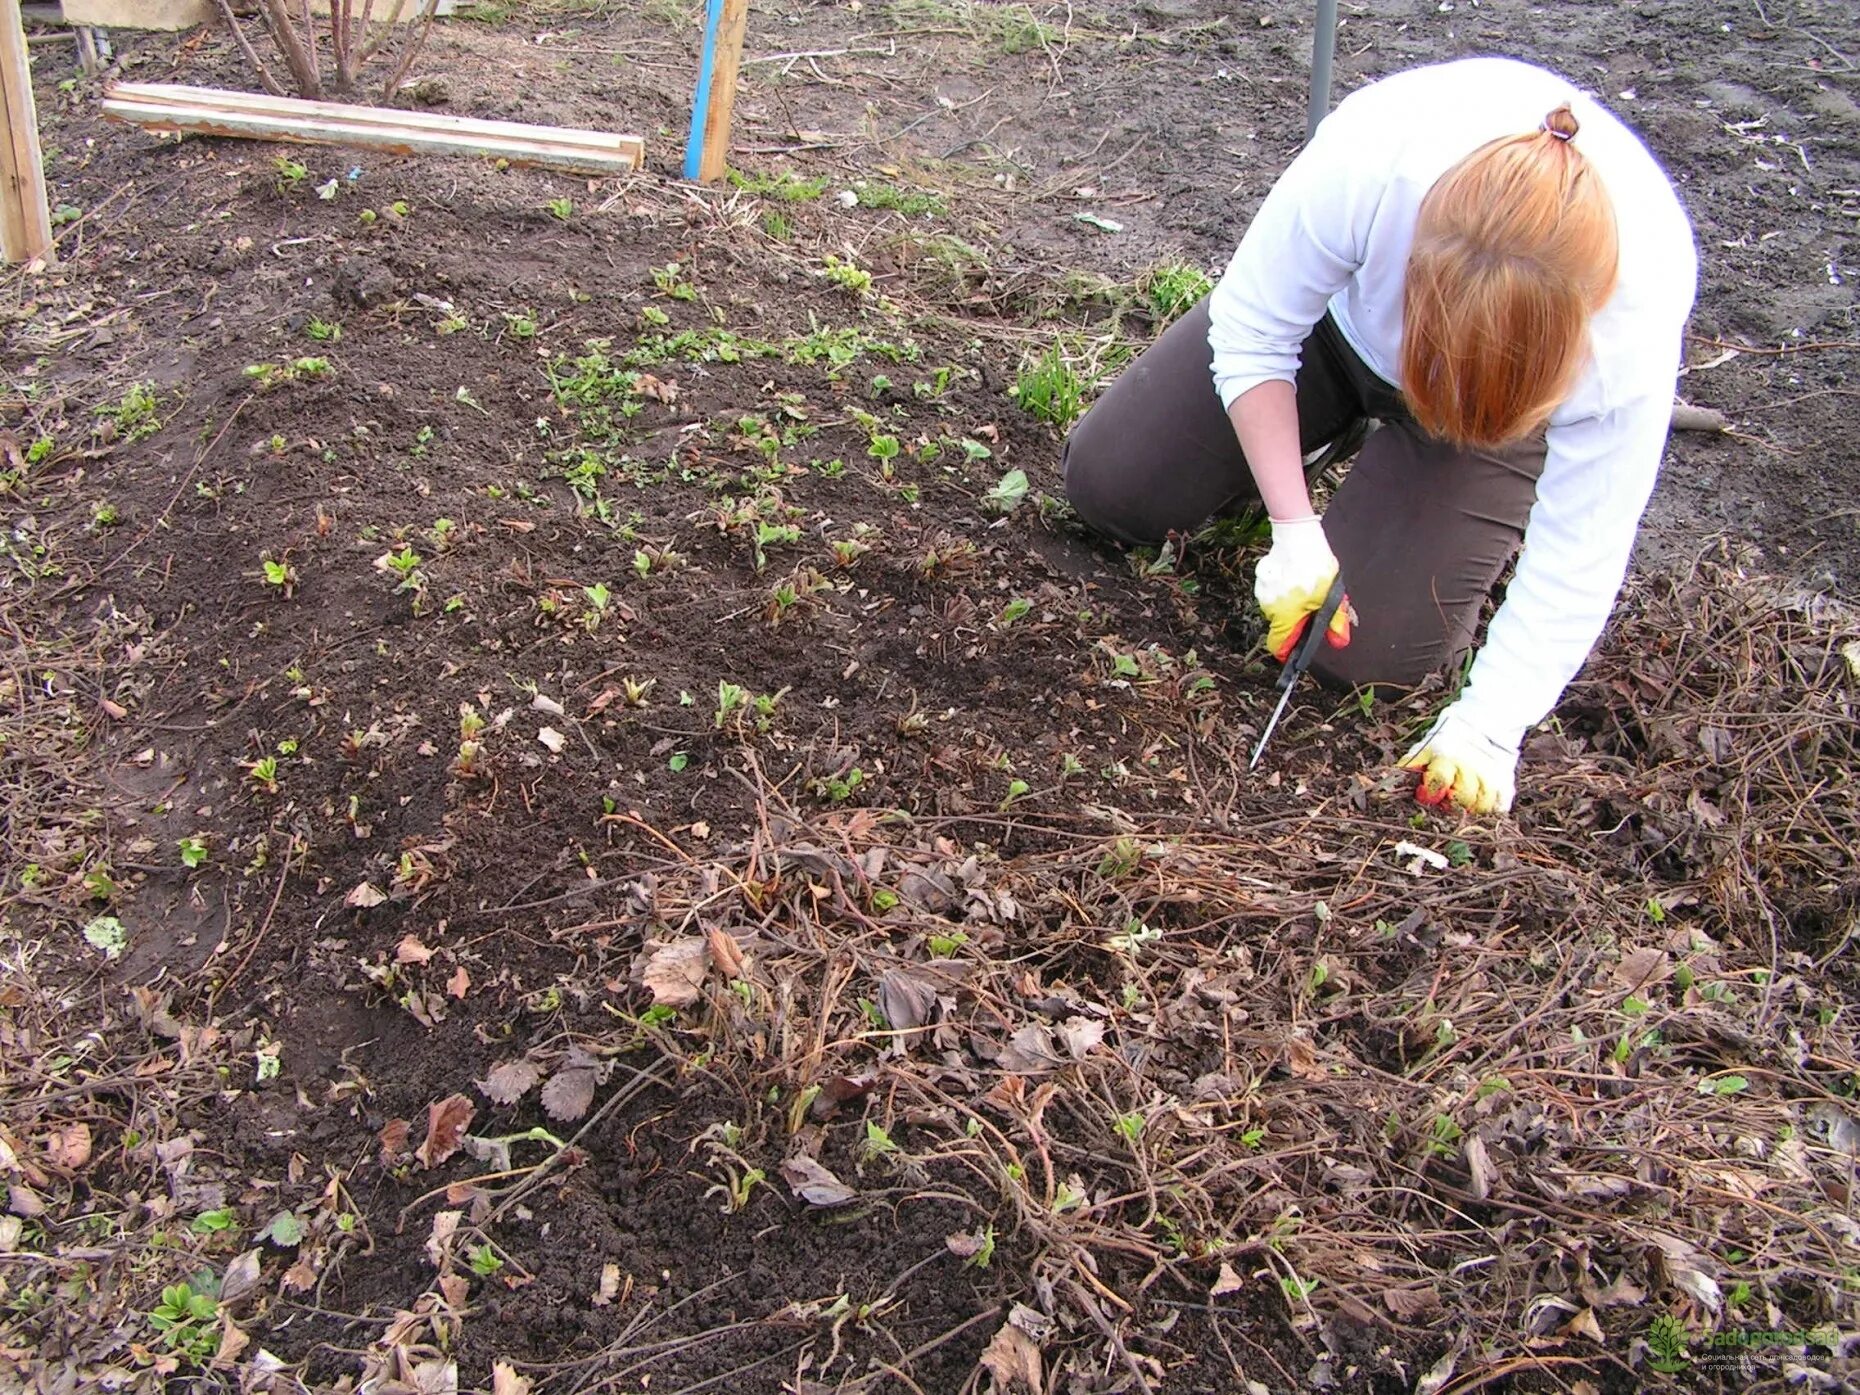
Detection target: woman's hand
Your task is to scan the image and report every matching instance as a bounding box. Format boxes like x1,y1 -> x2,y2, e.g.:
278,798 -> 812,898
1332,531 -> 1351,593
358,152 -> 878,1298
1254,518 -> 1353,661
1401,705 -> 1518,814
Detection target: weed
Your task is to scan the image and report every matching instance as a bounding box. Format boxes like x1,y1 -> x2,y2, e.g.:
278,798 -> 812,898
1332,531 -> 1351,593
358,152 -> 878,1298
631,544 -> 685,585
503,310 -> 539,340
762,210 -> 794,240
178,836 -> 209,869
1010,344 -> 1090,430
583,581 -> 613,631
274,155 -> 310,190
621,676 -> 654,707
651,261 -> 698,301
715,681 -> 749,730
729,169 -> 828,201
243,357 -> 333,390
1138,259 -> 1213,323
860,1120 -> 899,1161
829,538 -> 871,568
811,767 -> 866,805
996,597 -> 1032,627
752,520 -> 801,572
983,468 -> 1030,515
148,1281 -> 220,1365
468,1244 -> 505,1278
824,254 -> 874,296
546,196 -> 574,220
97,382 -> 161,444
245,755 -> 281,794
305,317 -> 342,341
851,181 -> 946,217
261,558 -> 297,596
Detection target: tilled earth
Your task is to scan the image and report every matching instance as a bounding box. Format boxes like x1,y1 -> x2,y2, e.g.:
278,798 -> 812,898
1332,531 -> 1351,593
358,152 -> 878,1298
2,2 -> 1857,1393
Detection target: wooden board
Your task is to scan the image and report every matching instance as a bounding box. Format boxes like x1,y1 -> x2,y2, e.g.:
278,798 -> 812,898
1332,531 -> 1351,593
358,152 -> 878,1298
1,2 -> 54,263
61,0 -> 212,30
103,82 -> 644,177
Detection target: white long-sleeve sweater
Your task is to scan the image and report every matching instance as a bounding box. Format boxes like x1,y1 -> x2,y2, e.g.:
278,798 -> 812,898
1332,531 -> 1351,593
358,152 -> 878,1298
1208,57 -> 1698,750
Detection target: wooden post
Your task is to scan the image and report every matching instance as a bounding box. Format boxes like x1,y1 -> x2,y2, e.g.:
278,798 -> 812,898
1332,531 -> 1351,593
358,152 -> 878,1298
681,0 -> 748,185
1,0 -> 54,264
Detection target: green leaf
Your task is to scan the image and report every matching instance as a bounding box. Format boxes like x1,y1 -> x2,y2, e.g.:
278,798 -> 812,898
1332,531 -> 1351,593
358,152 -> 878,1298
266,1211 -> 305,1247
1445,840 -> 1472,867
668,753 -> 689,772
191,1208 -> 238,1234
983,468 -> 1029,514
83,915 -> 127,959
1700,1074 -> 1749,1096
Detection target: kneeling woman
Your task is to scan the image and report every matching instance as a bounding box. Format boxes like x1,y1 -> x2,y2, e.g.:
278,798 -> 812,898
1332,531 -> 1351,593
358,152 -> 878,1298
1063,57 -> 1697,814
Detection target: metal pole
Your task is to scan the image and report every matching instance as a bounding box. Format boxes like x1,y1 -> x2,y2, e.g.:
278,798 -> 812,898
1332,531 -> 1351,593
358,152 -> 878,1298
1306,0 -> 1338,142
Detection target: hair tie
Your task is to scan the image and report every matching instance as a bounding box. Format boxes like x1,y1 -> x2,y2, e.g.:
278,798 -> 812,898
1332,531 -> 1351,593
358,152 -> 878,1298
1542,103 -> 1580,142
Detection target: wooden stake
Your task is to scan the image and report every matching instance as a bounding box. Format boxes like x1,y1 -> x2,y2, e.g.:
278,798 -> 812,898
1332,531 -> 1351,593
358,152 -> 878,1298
1,0 -> 54,264
682,0 -> 748,184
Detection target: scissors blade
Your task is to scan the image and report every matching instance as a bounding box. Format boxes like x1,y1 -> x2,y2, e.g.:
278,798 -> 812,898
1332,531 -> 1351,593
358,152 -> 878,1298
1249,577 -> 1347,773
1249,682 -> 1296,770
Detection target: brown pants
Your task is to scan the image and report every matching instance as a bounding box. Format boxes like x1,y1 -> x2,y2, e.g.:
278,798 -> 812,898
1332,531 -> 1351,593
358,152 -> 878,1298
1061,299 -> 1547,689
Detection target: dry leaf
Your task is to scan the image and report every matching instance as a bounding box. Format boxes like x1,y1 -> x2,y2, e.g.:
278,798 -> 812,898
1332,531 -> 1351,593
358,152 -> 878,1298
345,882 -> 387,909
492,1362 -> 532,1395
1281,1033 -> 1328,1082
396,934 -> 437,966
42,1122 -> 92,1171
1210,1262 -> 1244,1297
591,1261 -> 621,1307
477,1060 -> 542,1106
996,1023 -> 1062,1074
946,1230 -> 987,1259
1561,1307 -> 1605,1343
877,969 -> 938,1033
537,726 -> 566,754
1644,1230 -> 1723,1311
446,965 -> 472,1000
707,926 -> 745,979
530,693 -> 565,716
438,1272 -> 470,1311
1592,1274 -> 1646,1308
779,1156 -> 857,1207
9,1184 -> 46,1217
978,1318 -> 1042,1392
406,1357 -> 457,1394
1055,1016 -> 1104,1060
219,1249 -> 264,1307
379,1118 -> 412,1163
1571,1382 -> 1601,1395
541,1060 -> 598,1123
213,1319 -> 250,1367
415,1094 -> 476,1169
1382,1286 -> 1442,1320
639,938 -> 709,1007
425,1209 -> 463,1269
636,373 -> 678,403
281,1258 -> 319,1292
1464,1134 -> 1494,1201
1613,947 -> 1672,990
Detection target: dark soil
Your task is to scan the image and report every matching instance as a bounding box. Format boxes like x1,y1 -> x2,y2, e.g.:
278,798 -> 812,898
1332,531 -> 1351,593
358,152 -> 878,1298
2,2 -> 1856,1393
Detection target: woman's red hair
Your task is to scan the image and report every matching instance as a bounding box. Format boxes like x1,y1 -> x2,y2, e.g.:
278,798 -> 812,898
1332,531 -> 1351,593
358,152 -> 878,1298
1401,104 -> 1619,448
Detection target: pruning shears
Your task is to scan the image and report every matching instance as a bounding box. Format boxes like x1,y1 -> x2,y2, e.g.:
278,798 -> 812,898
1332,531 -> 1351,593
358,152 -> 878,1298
1249,576 -> 1347,771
